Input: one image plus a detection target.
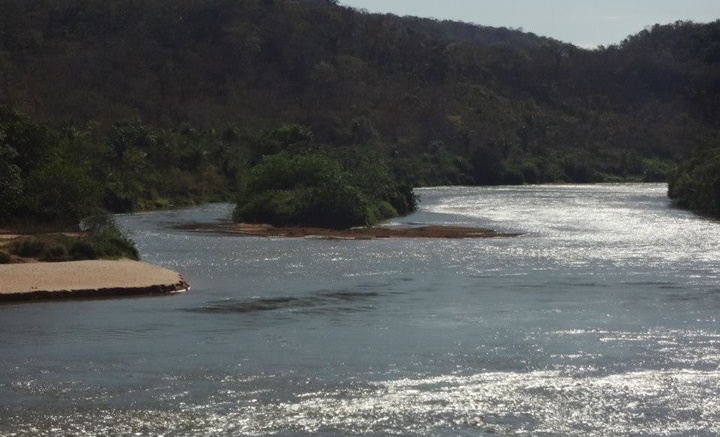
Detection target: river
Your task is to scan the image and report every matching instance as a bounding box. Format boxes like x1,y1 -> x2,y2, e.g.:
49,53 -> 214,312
1,184 -> 719,436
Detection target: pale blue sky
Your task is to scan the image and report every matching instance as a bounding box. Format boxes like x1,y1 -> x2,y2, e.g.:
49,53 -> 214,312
338,0 -> 720,48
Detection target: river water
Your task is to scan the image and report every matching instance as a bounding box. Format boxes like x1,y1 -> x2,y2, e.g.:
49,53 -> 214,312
2,184 -> 720,436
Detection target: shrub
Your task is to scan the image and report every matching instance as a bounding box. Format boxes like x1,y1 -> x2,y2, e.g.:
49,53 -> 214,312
502,164 -> 525,185
68,232 -> 139,261
385,183 -> 417,216
79,213 -> 139,259
668,147 -> 720,213
367,201 -> 399,225
40,244 -> 69,262
70,240 -> 97,260
85,233 -> 139,260
0,144 -> 23,219
642,158 -> 671,182
0,251 -> 11,264
235,184 -> 370,229
235,153 -> 367,229
24,158 -> 103,225
235,151 -> 418,229
306,183 -> 368,229
8,215 -> 139,261
10,237 -> 46,258
80,213 -> 118,233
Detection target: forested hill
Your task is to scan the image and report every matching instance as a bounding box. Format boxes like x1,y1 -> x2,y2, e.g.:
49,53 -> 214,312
0,0 -> 560,125
1,0 -> 720,223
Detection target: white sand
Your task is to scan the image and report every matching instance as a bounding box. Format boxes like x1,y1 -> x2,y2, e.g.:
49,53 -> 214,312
0,260 -> 188,297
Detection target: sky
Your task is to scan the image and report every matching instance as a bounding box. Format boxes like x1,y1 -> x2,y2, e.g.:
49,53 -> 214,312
338,0 -> 720,48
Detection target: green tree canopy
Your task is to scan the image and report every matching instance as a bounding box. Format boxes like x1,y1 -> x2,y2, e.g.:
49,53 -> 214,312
234,153 -> 369,229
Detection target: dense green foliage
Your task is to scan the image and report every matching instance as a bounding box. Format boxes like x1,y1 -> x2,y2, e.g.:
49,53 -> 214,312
668,144 -> 720,217
234,150 -> 414,229
0,106 -> 238,225
234,153 -> 369,229
1,0 -> 720,222
7,215 -> 139,262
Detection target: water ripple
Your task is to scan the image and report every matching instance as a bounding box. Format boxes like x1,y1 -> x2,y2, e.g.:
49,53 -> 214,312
3,370 -> 718,436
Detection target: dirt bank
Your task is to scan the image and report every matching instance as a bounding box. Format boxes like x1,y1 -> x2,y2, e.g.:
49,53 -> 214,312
180,222 -> 522,239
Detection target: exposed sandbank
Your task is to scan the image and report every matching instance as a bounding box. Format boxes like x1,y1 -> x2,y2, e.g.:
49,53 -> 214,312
180,222 -> 522,239
0,260 -> 189,302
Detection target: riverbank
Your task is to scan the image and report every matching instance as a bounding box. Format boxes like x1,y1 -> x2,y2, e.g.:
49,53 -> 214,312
0,260 -> 189,302
179,222 -> 522,239
0,222 -> 139,264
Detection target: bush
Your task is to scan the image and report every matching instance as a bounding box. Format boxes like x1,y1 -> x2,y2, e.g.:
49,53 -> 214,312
10,237 -> 46,258
12,235 -> 78,261
367,201 -> 399,225
24,158 -> 103,225
502,164 -> 525,185
235,151 -> 418,229
307,183 -> 368,229
70,240 -> 97,260
80,213 -> 118,233
667,146 -> 720,217
84,232 -> 139,260
642,158 -> 671,182
0,144 -> 23,219
385,183 -> 417,216
7,215 -> 139,261
235,184 -> 369,229
79,213 -> 139,259
40,244 -> 69,262
0,251 -> 11,264
61,232 -> 139,261
234,189 -> 302,226
235,153 -> 365,229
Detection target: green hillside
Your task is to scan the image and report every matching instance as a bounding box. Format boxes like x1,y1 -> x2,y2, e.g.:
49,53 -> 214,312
1,0 -> 720,224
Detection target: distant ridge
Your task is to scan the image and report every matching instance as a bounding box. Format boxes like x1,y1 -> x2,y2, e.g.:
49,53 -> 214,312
1,0 -> 719,216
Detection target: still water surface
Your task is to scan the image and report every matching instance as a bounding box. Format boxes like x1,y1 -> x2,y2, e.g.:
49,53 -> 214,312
2,184 -> 720,436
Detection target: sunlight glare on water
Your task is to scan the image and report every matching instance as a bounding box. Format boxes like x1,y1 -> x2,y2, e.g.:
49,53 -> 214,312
420,184 -> 720,275
2,184 -> 720,436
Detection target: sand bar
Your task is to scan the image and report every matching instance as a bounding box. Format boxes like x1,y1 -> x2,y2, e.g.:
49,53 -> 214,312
180,223 -> 522,239
0,260 -> 189,302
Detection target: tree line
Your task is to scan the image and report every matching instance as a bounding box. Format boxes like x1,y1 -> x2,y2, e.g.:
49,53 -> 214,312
1,0 -> 719,224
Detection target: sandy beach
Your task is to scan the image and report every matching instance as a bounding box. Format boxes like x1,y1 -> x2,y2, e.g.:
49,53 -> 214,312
0,260 -> 189,301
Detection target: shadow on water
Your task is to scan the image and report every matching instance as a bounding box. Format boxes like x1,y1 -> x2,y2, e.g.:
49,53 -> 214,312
184,290 -> 381,316
666,288 -> 720,305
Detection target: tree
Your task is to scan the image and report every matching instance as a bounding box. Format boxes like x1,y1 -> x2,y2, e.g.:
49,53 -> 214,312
234,152 -> 368,229
668,145 -> 720,217
25,158 -> 103,225
0,143 -> 22,219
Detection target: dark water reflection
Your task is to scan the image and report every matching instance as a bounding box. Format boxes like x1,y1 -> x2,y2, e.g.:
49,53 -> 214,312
2,184 -> 720,436
187,290 -> 381,315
